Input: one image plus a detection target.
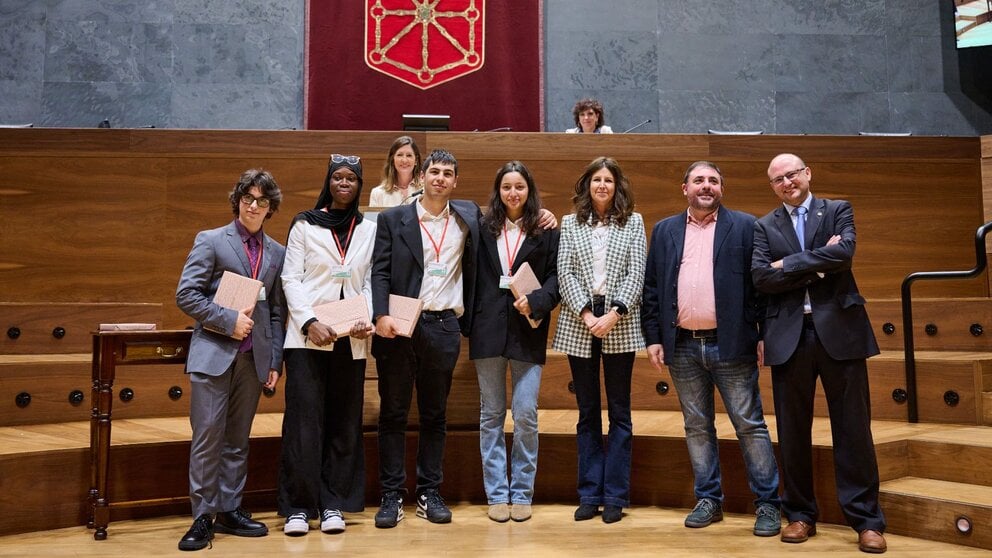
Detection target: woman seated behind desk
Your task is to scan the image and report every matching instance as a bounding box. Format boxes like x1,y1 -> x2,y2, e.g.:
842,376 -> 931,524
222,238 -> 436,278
565,98 -> 613,134
368,135 -> 422,207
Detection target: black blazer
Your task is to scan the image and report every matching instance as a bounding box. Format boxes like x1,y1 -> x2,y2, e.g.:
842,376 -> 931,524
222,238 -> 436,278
641,206 -> 763,364
751,196 -> 879,366
469,226 -> 560,364
370,199 -> 481,337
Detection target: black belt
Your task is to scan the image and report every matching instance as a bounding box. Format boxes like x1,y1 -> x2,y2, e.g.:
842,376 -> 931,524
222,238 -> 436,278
677,327 -> 717,339
421,309 -> 456,319
803,313 -> 815,329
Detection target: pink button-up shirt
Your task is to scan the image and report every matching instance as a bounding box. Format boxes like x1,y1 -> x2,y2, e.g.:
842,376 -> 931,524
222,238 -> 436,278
677,210 -> 718,330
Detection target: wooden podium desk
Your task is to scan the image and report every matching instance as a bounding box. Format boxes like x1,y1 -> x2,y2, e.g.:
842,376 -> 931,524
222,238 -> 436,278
88,330 -> 191,540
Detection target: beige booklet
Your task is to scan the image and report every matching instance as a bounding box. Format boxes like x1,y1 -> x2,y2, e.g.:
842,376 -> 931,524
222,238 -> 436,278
509,261 -> 543,328
98,323 -> 156,331
312,295 -> 371,338
213,271 -> 263,311
388,294 -> 424,337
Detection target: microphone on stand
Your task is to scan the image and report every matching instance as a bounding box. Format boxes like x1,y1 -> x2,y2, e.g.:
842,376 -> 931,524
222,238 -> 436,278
622,119 -> 652,133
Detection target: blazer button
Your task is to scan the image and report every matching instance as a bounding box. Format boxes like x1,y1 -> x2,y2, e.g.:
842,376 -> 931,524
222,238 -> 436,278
670,322 -> 677,327
671,303 -> 677,309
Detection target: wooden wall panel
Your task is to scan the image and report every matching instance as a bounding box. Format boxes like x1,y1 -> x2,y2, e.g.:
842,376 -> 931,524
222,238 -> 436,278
0,130 -> 986,329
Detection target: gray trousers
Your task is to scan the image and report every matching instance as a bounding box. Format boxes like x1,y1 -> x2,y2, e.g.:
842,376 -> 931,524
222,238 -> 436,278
188,352 -> 262,517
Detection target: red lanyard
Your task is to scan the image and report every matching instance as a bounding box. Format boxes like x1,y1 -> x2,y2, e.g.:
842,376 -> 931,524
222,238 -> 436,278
331,217 -> 356,262
503,222 -> 525,274
419,212 -> 450,263
241,237 -> 263,279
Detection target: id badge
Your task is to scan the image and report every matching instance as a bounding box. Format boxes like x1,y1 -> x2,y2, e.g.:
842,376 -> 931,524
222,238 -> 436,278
257,286 -> 266,301
330,264 -> 352,279
426,261 -> 448,277
498,275 -> 512,289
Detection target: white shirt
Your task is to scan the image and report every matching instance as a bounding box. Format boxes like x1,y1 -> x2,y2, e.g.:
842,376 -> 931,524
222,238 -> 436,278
496,218 -> 526,275
590,222 -> 610,295
416,201 -> 468,316
368,183 -> 418,208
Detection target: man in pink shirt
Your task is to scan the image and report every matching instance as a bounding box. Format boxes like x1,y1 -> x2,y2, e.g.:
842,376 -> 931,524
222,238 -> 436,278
641,161 -> 780,536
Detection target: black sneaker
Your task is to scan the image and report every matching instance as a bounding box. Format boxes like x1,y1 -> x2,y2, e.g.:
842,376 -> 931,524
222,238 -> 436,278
574,503 -> 598,521
178,514 -> 213,551
602,505 -> 623,523
375,490 -> 404,528
416,489 -> 452,523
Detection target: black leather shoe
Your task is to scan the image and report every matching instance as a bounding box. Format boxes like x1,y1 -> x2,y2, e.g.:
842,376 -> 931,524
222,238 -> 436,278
178,514 -> 213,551
215,507 -> 268,537
574,503 -> 598,521
602,505 -> 623,523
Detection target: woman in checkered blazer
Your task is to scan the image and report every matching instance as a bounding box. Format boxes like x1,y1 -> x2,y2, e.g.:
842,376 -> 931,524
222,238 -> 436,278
551,157 -> 646,524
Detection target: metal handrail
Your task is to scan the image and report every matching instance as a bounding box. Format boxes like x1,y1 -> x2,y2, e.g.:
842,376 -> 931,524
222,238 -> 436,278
900,220 -> 992,422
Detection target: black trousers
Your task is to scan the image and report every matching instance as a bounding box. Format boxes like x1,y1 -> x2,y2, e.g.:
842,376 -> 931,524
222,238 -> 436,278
770,319 -> 886,533
277,342 -> 366,515
375,311 -> 461,495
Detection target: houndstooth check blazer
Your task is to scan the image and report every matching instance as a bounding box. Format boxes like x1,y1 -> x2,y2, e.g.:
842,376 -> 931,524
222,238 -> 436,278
552,212 -> 647,358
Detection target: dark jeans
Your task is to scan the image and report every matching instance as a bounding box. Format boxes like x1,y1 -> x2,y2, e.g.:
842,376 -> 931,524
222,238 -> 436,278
277,342 -> 366,515
566,298 -> 634,508
771,318 -> 886,533
375,311 -> 461,495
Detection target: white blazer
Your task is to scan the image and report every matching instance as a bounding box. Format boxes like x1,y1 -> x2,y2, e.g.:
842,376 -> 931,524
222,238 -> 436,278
281,218 -> 376,359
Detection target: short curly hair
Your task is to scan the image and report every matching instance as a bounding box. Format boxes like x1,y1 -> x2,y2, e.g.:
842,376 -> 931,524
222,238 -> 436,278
229,168 -> 282,219
572,98 -> 605,129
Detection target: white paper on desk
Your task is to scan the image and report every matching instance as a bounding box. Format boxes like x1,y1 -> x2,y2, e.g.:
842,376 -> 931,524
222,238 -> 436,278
98,323 -> 157,331
213,271 -> 262,311
508,261 -> 543,328
312,295 -> 371,338
388,294 -> 423,337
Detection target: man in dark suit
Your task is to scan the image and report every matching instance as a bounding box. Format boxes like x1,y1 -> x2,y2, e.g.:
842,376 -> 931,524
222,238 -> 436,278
175,169 -> 286,551
370,149 -> 481,528
751,153 -> 886,554
642,161 -> 780,537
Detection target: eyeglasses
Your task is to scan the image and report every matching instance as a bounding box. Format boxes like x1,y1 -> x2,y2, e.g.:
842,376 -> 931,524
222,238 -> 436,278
240,194 -> 271,208
769,167 -> 807,187
330,154 -> 361,165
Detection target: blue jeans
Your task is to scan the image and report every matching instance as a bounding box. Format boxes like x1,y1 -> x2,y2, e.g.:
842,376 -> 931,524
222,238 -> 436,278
568,343 -> 634,508
474,357 -> 542,505
668,335 -> 780,508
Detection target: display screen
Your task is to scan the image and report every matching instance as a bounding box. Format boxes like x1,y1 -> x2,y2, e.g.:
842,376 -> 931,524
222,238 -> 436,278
955,0 -> 992,48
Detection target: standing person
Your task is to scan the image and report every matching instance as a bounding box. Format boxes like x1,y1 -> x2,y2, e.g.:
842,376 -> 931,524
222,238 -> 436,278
370,148 -> 481,528
368,136 -> 422,207
565,98 -> 614,134
552,156 -> 645,524
175,169 -> 286,551
752,153 -> 886,554
469,161 -> 561,523
277,154 -> 375,536
641,161 -> 780,537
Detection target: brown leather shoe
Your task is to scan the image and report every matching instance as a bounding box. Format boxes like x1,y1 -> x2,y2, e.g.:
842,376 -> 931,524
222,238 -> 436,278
859,529 -> 887,553
781,520 -> 816,543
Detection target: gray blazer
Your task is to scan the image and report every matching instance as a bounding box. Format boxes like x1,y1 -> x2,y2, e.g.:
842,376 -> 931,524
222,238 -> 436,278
176,220 -> 287,382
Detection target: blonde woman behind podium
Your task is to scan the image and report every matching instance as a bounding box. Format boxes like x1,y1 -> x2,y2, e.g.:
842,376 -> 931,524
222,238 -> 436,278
368,136 -> 422,207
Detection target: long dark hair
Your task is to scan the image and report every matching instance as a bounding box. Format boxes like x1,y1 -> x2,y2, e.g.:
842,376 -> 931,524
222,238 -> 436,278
571,156 -> 634,227
482,161 -> 543,237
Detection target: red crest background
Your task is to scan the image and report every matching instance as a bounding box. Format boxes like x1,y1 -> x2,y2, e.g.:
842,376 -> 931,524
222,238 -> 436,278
365,0 -> 485,90
305,1 -> 542,131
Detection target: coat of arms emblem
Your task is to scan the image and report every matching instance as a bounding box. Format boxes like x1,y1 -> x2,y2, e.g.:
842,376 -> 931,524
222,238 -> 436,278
365,0 -> 485,90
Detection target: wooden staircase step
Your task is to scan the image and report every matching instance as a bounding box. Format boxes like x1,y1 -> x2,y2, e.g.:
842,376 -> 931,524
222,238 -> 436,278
907,426 -> 992,486
881,476 -> 992,550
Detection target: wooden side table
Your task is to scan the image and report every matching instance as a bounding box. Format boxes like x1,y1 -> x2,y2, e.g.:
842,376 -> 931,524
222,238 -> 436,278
88,330 -> 191,540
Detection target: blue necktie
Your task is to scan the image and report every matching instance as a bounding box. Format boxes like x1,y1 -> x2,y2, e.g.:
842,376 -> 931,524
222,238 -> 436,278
792,206 -> 807,251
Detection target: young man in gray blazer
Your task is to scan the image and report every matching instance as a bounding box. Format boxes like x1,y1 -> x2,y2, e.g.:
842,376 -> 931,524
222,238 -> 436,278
752,153 -> 886,554
175,169 -> 286,551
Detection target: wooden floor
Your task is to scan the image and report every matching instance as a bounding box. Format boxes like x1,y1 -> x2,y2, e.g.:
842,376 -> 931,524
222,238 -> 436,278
0,504 -> 987,557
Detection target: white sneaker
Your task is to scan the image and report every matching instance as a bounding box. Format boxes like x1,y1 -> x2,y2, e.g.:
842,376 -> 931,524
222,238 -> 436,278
284,512 -> 309,536
320,509 -> 346,534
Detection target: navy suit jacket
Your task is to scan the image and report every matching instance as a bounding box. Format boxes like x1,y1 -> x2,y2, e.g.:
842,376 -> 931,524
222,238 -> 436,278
468,226 -> 560,365
370,199 -> 481,350
751,196 -> 879,366
642,206 -> 763,364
